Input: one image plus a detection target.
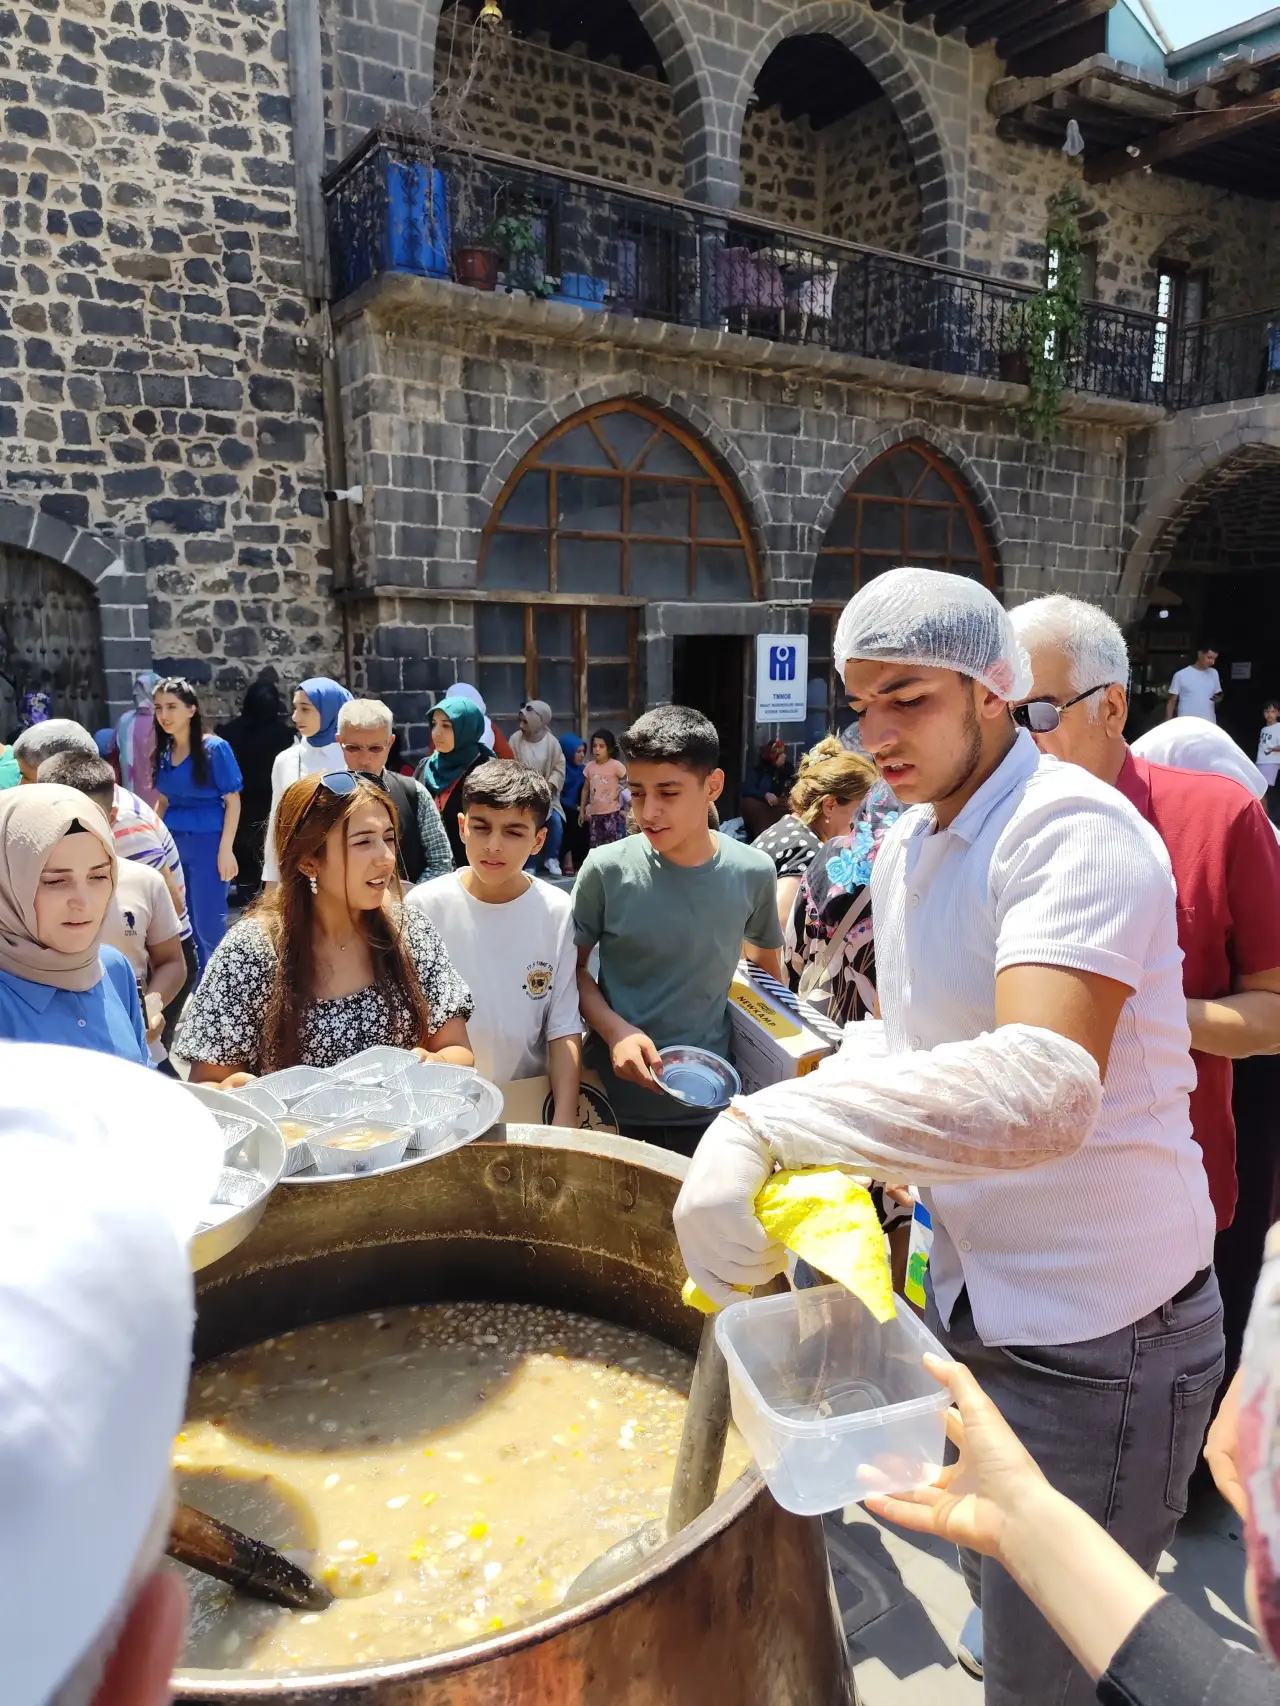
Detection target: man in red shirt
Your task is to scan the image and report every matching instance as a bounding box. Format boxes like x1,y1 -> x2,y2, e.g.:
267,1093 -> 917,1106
1011,595 -> 1280,1379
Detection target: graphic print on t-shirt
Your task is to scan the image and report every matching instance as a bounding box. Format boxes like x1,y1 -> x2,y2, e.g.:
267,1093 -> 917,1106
524,961 -> 553,1001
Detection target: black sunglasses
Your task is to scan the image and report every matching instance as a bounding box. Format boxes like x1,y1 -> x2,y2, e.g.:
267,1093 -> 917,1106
1011,683 -> 1110,734
300,769 -> 384,818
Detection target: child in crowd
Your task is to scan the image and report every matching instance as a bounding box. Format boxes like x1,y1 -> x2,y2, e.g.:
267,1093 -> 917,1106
582,729 -> 628,848
572,706 -> 782,1154
1258,700 -> 1280,824
409,761 -> 581,1126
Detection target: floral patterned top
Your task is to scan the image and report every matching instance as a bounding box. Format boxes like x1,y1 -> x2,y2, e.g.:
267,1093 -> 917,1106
783,782 -> 900,1027
175,906 -> 473,1072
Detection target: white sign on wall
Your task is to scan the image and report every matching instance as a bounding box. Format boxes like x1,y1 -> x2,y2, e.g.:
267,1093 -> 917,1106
755,633 -> 809,723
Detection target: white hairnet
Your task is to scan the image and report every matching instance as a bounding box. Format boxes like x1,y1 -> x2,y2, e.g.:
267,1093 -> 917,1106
0,1045 -> 224,1706
834,566 -> 1032,702
1131,719 -> 1266,800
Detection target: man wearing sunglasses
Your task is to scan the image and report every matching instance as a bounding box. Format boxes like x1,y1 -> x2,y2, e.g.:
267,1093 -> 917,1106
675,567 -> 1219,1706
1011,594 -> 1280,1381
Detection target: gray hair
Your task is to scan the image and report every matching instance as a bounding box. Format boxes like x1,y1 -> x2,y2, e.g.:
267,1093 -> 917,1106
12,719 -> 97,771
337,698 -> 394,737
1009,594 -> 1129,721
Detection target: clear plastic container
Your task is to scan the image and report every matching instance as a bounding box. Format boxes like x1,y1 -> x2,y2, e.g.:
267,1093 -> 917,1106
291,1083 -> 392,1125
312,1119 -> 412,1176
377,1089 -> 470,1151
253,1065 -> 332,1107
714,1283 -> 953,1516
331,1045 -> 420,1088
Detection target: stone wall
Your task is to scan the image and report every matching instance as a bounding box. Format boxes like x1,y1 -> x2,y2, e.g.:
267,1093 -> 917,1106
430,9 -> 683,194
335,283 -> 1134,749
962,46 -> 1280,317
824,95 -> 922,253
0,0 -> 337,718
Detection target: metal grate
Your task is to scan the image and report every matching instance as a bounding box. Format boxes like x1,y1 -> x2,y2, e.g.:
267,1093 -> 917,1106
324,131 -> 1199,409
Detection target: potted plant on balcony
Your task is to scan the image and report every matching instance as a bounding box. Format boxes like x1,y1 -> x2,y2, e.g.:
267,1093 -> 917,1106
490,208 -> 552,298
1006,186 -> 1085,442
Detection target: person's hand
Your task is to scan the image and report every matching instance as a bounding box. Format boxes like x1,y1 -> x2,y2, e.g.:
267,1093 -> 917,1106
145,1011 -> 165,1043
1205,1368 -> 1245,1517
765,792 -> 779,807
865,1355 -> 1049,1561
611,1028 -> 664,1091
673,1110 -> 785,1306
217,846 -> 238,883
218,1070 -> 258,1090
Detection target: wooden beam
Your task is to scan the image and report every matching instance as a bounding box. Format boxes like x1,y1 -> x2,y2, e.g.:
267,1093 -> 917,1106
996,0 -> 1115,61
1074,72 -> 1180,119
1086,82 -> 1280,181
965,0 -> 1041,46
900,0 -> 938,24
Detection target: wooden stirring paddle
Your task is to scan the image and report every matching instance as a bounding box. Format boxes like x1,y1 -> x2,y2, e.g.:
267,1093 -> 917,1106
167,1501 -> 334,1612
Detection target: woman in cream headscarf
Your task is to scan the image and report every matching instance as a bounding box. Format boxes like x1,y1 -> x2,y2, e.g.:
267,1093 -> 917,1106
0,785 -> 150,1064
510,700 -> 566,875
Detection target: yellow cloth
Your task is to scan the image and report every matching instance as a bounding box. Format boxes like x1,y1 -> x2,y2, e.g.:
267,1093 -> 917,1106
682,1168 -> 895,1323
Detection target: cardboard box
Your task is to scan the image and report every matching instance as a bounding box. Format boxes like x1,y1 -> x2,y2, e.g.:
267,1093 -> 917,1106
728,963 -> 841,1094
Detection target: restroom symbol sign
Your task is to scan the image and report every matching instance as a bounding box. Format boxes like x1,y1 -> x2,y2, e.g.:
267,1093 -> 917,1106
755,633 -> 808,723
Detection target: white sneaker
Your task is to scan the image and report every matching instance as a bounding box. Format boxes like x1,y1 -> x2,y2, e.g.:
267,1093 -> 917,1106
544,859 -> 563,877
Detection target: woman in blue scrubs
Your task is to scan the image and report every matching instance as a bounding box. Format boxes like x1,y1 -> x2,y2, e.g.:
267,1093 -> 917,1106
0,784 -> 149,1062
153,678 -> 243,972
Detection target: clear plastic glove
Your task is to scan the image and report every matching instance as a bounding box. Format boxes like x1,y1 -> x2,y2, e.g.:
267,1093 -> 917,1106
673,1112 -> 788,1307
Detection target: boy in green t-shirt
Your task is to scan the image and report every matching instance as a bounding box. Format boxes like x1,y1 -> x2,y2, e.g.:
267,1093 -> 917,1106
572,706 -> 783,1153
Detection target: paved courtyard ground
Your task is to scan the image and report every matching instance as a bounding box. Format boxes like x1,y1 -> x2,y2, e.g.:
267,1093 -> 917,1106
829,1487 -> 1254,1704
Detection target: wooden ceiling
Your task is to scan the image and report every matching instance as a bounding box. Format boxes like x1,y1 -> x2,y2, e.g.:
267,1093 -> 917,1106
991,51 -> 1280,197
443,0 -> 666,80
871,0 -> 1118,75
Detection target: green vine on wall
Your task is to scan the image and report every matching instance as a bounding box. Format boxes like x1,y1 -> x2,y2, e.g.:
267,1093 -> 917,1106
1013,186 -> 1086,444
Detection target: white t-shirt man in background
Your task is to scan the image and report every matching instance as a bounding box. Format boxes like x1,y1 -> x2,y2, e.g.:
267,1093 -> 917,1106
408,759 -> 581,1125
1167,646 -> 1222,722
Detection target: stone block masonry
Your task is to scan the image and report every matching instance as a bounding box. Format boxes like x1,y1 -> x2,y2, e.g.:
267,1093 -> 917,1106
0,0 -> 338,717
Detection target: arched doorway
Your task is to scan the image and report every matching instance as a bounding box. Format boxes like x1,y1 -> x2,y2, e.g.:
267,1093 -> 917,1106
1127,445 -> 1280,742
0,543 -> 107,735
741,34 -> 923,255
477,398 -> 759,744
807,440 -> 996,731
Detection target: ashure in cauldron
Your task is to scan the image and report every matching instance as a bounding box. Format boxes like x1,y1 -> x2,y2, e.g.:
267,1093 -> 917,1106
175,1124 -> 854,1706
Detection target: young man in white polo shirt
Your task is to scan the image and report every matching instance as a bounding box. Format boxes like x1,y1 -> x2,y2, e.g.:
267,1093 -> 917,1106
674,568 -> 1221,1706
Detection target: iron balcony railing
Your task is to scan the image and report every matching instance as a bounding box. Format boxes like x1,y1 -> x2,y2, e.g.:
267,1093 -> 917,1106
323,131 -> 1270,413
1160,308 -> 1280,409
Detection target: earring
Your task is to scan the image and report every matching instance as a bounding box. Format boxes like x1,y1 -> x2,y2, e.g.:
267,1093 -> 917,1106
308,875 -> 318,896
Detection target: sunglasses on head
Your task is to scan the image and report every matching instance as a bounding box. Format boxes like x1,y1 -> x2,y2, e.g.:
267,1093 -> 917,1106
1011,683 -> 1109,734
299,770 -> 381,818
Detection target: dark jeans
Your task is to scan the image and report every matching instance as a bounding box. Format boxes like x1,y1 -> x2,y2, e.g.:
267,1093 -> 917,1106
161,935 -> 199,1054
930,1276 -> 1225,1706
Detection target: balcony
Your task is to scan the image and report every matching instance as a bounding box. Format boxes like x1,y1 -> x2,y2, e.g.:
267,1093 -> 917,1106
322,130 -> 1274,415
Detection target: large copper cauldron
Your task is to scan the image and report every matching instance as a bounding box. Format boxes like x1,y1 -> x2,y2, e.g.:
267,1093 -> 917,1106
175,1125 -> 854,1706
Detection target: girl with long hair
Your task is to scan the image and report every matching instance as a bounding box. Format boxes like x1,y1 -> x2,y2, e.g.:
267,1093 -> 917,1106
152,678 -> 242,972
176,771 -> 473,1081
582,728 -> 628,848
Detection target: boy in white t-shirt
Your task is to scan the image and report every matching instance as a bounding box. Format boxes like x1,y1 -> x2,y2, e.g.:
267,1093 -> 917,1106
408,760 -> 581,1124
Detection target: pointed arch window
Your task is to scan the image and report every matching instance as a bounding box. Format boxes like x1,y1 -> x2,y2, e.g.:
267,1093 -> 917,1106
808,441 -> 997,728
479,401 -> 760,601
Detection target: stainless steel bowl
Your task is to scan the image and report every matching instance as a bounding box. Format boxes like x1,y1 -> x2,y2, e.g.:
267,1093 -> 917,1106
655,1046 -> 741,1111
185,1084 -> 286,1271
